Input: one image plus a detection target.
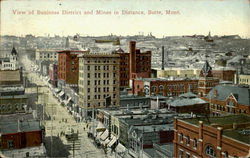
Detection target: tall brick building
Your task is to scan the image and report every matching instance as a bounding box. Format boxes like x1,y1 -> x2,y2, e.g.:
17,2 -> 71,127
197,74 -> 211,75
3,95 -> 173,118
117,41 -> 151,89
174,115 -> 250,158
57,50 -> 87,91
198,61 -> 219,98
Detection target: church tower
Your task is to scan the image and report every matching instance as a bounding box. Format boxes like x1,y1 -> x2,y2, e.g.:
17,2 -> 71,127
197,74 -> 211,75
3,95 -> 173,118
198,61 -> 219,98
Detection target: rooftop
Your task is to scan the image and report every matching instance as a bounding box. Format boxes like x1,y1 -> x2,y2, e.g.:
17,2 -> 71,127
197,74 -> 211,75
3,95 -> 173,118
0,70 -> 21,82
206,84 -> 250,106
135,77 -> 198,82
181,115 -> 250,145
0,120 -> 42,134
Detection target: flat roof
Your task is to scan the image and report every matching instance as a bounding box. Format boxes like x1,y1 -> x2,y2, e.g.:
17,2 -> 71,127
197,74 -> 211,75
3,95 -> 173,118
0,120 -> 41,134
181,115 -> 250,145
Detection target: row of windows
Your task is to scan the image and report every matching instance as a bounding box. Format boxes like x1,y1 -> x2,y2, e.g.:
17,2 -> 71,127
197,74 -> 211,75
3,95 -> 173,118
87,101 -> 116,107
211,104 -> 247,114
87,94 -> 116,100
150,84 -> 197,92
1,104 -> 25,112
87,80 -> 117,86
179,133 -> 197,149
87,58 -> 117,64
88,87 -> 117,92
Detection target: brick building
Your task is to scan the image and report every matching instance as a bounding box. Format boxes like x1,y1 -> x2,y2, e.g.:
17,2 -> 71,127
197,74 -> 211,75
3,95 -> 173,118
133,78 -> 199,97
174,115 -> 250,158
0,120 -> 44,150
129,41 -> 151,84
198,61 -> 219,98
204,84 -> 250,115
57,50 -> 87,91
117,41 -> 151,89
212,69 -> 236,82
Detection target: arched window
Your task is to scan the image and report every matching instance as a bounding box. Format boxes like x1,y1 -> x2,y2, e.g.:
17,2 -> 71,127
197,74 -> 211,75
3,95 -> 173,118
159,85 -> 164,91
152,86 -> 156,92
193,138 -> 197,149
224,151 -> 229,158
180,133 -> 183,143
186,136 -> 190,145
205,145 -> 216,157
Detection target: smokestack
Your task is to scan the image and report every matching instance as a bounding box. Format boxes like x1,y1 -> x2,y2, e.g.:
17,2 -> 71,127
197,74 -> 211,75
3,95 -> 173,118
162,46 -> 164,70
18,119 -> 21,132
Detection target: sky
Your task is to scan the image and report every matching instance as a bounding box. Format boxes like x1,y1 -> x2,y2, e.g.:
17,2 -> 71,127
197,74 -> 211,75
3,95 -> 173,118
0,0 -> 250,38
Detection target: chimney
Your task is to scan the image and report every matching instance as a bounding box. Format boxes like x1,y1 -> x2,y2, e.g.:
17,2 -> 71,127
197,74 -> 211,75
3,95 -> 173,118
162,46 -> 164,70
129,41 -> 136,77
17,119 -> 21,132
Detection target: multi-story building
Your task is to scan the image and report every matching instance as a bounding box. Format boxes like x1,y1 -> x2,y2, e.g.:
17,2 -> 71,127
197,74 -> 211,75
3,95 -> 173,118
117,41 -> 151,89
204,84 -> 250,115
48,63 -> 58,87
78,53 -> 120,118
57,50 -> 87,91
35,49 -> 58,62
174,115 -> 250,158
197,61 -> 219,98
0,47 -> 19,70
117,48 -> 130,88
133,78 -> 199,97
212,69 -> 236,82
235,73 -> 250,85
129,41 -> 151,85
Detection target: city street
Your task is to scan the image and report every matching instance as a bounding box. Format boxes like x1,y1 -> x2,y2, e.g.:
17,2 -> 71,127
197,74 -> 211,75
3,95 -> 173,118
21,56 -> 113,158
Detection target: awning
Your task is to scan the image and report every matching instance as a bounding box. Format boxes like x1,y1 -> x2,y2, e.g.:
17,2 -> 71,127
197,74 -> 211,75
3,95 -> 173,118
58,91 -> 65,97
100,130 -> 109,141
107,135 -> 118,147
54,88 -> 60,93
104,135 -> 112,145
96,131 -> 104,140
116,143 -> 126,153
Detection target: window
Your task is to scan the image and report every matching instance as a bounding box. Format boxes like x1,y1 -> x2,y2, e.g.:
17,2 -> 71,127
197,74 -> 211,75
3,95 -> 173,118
103,73 -> 106,78
1,105 -> 5,112
98,80 -> 100,85
15,104 -> 19,111
224,151 -> 229,158
186,136 -> 190,146
180,133 -> 183,143
103,80 -> 106,85
113,80 -> 116,84
98,95 -> 100,99
205,145 -> 216,157
87,103 -> 90,107
107,87 -> 109,92
113,94 -> 116,99
87,66 -> 90,70
193,138 -> 197,149
88,95 -> 90,100
103,66 -> 106,70
107,80 -> 109,85
87,73 -> 90,78
113,73 -> 116,78
8,140 -> 14,149
8,104 -> 11,111
159,85 -> 164,91
95,66 -> 97,70
98,88 -> 100,92
152,86 -> 156,92
103,87 -> 106,92
98,73 -> 101,78
72,61 -> 75,65
95,73 -> 97,78
95,88 -> 97,92
95,95 -> 97,99
98,102 -> 100,106
179,149 -> 183,158
95,80 -> 97,85
107,73 -> 109,78
98,66 -> 100,70
88,88 -> 90,93
186,152 -> 190,158
113,87 -> 116,92
113,66 -> 116,70
21,104 -> 25,110
88,80 -> 90,85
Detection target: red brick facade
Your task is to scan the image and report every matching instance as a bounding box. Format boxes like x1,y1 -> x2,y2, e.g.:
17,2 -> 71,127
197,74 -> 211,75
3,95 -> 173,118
119,52 -> 130,88
57,50 -> 86,85
1,130 -> 43,149
129,41 -> 151,80
133,79 -> 198,97
203,93 -> 250,115
197,77 -> 219,98
212,70 -> 236,82
174,117 -> 250,158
